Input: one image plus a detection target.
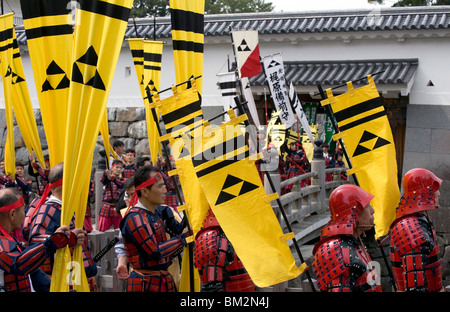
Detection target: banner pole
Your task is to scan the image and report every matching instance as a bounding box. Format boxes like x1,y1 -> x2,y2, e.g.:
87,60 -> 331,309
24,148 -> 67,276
147,88 -> 195,292
234,96 -> 316,292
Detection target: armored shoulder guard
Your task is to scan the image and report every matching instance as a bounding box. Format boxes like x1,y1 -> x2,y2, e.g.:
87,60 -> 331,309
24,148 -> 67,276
193,227 -> 220,269
312,237 -> 347,291
390,214 -> 427,257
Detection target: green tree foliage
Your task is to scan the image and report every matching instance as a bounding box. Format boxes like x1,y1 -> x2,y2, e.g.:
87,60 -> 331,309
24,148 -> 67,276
368,0 -> 450,6
130,0 -> 274,17
206,0 -> 273,14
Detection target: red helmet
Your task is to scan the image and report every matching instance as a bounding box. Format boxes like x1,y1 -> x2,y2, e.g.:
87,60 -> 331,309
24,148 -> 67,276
329,184 -> 374,222
402,168 -> 442,194
396,168 -> 442,218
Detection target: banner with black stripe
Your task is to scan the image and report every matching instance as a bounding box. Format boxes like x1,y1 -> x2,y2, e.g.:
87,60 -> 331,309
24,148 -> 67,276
150,79 -> 203,142
143,40 -> 163,163
51,0 -> 133,293
169,0 -> 205,95
21,0 -> 74,166
189,114 -> 303,288
0,13 -> 16,176
217,72 -> 238,122
320,75 -> 400,239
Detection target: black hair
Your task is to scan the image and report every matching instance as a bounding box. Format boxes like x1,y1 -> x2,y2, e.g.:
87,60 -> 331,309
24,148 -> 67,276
136,155 -> 151,168
125,148 -> 135,154
111,159 -> 123,167
133,165 -> 159,197
48,162 -> 64,184
15,161 -> 25,168
113,140 -> 124,148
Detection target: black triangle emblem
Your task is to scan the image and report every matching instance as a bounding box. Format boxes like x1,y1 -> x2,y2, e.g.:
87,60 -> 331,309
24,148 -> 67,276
237,39 -> 251,52
353,145 -> 372,157
71,62 -> 84,84
42,61 -> 70,91
239,181 -> 259,196
352,130 -> 391,157
76,46 -> 98,66
42,79 -> 54,92
373,136 -> 391,149
359,130 -> 377,143
56,75 -> 70,89
268,60 -> 281,68
85,70 -> 106,90
11,72 -> 25,84
71,46 -> 106,90
46,60 -> 65,75
215,174 -> 259,206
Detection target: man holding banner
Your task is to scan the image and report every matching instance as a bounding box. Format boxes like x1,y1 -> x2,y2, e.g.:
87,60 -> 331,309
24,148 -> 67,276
120,165 -> 189,292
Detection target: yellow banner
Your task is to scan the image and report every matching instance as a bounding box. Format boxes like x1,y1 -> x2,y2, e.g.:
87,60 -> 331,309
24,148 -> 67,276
21,0 -> 73,167
191,114 -> 302,287
10,31 -> 45,166
143,40 -> 163,163
0,13 -> 15,176
151,84 -> 206,291
169,0 -> 205,94
321,75 -> 399,238
149,79 -> 203,139
50,0 -> 132,292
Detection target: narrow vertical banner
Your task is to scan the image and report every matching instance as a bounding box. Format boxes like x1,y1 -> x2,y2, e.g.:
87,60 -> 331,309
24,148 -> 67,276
288,81 -> 314,143
50,0 -> 132,292
170,0 -> 205,94
0,13 -> 16,176
230,30 -> 261,78
262,53 -> 296,128
20,0 -> 73,167
10,34 -> 45,166
241,77 -> 261,127
320,76 -> 400,239
143,40 -> 163,163
217,72 -> 238,122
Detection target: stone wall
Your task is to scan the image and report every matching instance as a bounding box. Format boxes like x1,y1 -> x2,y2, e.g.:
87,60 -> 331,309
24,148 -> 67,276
0,107 -> 154,170
0,105 -> 223,168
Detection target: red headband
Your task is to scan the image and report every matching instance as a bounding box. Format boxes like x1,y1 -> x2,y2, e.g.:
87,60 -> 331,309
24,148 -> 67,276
111,162 -> 123,169
0,196 -> 25,213
32,178 -> 63,217
125,172 -> 163,215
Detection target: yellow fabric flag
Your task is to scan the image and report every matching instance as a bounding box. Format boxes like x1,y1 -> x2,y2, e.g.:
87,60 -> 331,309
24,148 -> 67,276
50,0 -> 132,292
151,83 -> 206,291
10,33 -> 45,166
169,0 -> 205,94
150,80 -> 203,141
178,245 -> 201,292
0,13 -> 15,176
320,75 -> 399,239
191,113 -> 302,287
127,38 -> 163,164
21,0 -> 73,167
143,40 -> 163,163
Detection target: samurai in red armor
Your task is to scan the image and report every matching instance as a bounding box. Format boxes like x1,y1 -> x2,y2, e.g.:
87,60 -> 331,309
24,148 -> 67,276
27,163 -> 98,291
312,184 -> 382,292
120,166 -> 188,292
194,209 -> 255,292
0,188 -> 81,292
389,168 -> 443,292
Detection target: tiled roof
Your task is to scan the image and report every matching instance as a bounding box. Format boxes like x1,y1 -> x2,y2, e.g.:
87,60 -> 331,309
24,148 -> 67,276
249,58 -> 419,87
124,6 -> 450,39
14,6 -> 450,44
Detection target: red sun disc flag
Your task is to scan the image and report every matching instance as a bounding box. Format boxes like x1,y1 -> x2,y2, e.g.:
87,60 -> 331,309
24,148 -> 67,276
231,30 -> 261,78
